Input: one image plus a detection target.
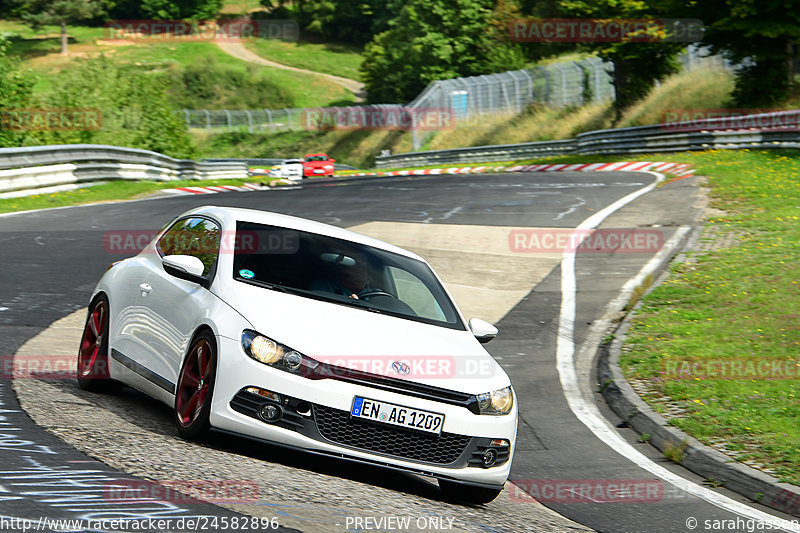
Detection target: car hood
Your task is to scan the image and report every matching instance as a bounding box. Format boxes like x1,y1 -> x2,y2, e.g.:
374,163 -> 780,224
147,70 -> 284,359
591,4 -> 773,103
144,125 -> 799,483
218,283 -> 510,394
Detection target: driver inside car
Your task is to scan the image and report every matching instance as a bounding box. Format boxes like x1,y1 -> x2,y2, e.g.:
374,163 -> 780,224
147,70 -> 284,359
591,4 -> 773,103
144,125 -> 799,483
310,251 -> 384,300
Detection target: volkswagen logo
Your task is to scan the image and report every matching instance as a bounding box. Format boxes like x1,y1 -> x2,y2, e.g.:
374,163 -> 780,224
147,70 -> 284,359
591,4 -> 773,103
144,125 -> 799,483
391,361 -> 410,376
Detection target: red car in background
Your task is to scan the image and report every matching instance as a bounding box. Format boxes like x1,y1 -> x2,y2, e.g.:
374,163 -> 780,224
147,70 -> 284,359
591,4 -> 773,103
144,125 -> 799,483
303,153 -> 335,177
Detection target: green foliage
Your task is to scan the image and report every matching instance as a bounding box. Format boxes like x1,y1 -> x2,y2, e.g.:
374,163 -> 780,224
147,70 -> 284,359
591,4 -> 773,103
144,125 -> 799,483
360,0 -> 526,103
261,0 -> 401,45
0,36 -> 35,148
137,0 -> 223,20
29,56 -> 195,158
559,0 -> 683,117
17,0 -> 109,29
166,55 -> 295,109
680,0 -> 800,106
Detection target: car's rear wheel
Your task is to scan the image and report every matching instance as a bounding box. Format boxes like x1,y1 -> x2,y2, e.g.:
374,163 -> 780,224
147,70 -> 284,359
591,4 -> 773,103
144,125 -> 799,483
77,295 -> 122,393
438,479 -> 503,505
175,331 -> 217,440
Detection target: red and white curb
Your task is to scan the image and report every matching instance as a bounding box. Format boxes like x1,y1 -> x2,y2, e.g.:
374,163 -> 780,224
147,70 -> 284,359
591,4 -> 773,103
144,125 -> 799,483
351,161 -> 695,178
157,162 -> 695,196
159,183 -> 264,196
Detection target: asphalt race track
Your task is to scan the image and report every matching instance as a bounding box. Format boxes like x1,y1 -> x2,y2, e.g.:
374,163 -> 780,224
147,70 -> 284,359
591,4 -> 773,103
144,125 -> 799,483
0,171 -> 795,532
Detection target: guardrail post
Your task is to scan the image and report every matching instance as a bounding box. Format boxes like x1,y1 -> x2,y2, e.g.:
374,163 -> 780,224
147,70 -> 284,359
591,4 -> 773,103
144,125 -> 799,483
285,108 -> 293,130
203,110 -> 210,130
245,110 -> 253,134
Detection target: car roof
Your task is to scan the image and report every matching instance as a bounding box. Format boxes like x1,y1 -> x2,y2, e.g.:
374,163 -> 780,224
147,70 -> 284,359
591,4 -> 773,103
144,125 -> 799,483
185,206 -> 424,261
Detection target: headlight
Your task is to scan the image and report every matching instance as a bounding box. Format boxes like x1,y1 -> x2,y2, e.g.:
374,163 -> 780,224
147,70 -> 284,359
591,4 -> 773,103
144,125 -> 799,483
241,330 -> 318,375
475,386 -> 514,415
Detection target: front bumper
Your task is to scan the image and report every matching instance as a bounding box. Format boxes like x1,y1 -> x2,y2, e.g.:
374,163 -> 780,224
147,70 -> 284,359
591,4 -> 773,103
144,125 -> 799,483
210,336 -> 517,487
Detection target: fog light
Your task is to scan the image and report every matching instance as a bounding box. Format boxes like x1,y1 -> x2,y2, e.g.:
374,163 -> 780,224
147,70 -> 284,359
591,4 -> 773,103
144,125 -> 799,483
482,449 -> 498,467
259,403 -> 281,422
296,401 -> 311,416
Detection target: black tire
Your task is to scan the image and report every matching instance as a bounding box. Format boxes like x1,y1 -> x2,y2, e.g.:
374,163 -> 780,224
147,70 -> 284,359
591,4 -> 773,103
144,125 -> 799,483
77,295 -> 123,394
438,479 -> 503,505
174,331 -> 217,440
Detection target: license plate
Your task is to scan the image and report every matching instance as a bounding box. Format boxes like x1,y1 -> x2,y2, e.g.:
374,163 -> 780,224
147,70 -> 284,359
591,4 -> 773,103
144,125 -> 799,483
351,397 -> 444,435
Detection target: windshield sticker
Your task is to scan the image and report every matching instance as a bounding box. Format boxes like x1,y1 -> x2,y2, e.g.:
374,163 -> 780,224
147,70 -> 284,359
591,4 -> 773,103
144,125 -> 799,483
239,269 -> 255,279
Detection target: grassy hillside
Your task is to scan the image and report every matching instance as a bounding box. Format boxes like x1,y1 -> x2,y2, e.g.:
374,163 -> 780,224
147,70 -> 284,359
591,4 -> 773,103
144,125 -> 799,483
193,65 -> 738,167
244,38 -> 364,81
0,20 -> 356,108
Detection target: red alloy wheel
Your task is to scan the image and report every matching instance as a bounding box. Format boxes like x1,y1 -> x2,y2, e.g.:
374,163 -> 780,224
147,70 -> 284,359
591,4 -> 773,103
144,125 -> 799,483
175,337 -> 215,430
78,299 -> 107,379
77,296 -> 121,393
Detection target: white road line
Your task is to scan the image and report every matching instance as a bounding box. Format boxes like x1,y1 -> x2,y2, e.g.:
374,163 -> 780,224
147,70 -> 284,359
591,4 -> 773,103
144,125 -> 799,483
556,171 -> 799,531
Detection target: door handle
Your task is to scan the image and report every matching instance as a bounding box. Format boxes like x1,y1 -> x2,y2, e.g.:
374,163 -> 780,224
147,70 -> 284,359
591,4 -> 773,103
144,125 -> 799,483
139,283 -> 152,295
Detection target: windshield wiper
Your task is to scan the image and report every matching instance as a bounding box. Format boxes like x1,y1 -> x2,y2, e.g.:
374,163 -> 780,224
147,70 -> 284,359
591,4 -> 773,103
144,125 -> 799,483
236,278 -> 289,293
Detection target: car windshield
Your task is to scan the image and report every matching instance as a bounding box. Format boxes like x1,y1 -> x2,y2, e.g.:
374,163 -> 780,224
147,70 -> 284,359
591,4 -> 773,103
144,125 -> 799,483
306,156 -> 327,161
232,221 -> 464,330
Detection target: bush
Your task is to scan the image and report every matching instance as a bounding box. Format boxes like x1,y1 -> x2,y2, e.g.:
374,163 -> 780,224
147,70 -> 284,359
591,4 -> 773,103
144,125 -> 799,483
0,36 -> 35,148
29,55 -> 196,158
167,56 -> 295,110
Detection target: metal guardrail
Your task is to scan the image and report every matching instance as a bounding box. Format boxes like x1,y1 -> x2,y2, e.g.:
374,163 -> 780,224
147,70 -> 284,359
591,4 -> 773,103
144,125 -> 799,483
0,144 -> 249,199
376,110 -> 800,168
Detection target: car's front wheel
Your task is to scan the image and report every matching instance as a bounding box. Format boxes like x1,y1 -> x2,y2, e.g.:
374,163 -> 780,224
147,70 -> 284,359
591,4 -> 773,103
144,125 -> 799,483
77,295 -> 122,393
175,331 -> 217,440
438,479 -> 503,505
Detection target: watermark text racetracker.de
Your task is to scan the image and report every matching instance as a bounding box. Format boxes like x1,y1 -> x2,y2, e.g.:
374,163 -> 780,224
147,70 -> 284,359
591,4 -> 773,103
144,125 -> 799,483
509,228 -> 664,254
104,19 -> 299,42
510,479 -> 664,503
104,479 -> 259,504
103,229 -> 299,256
0,108 -> 102,132
662,357 -> 800,381
301,107 -> 455,131
0,516 -> 281,532
660,108 -> 800,132
510,18 -> 703,42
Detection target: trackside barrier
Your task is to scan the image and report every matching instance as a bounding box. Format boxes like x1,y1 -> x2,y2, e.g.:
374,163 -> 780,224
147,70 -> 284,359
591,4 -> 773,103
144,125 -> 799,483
0,144 -> 249,199
375,110 -> 800,168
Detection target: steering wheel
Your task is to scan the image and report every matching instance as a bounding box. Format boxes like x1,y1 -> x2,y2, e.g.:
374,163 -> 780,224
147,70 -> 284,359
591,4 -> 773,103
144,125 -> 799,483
357,288 -> 396,300
357,289 -> 418,316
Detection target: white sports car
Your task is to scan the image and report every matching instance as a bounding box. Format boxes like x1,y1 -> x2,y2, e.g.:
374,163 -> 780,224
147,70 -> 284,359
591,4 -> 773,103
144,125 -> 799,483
78,206 -> 517,503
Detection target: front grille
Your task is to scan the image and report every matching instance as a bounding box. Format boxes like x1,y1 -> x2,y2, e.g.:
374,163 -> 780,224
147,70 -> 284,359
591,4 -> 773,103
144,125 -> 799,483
309,363 -> 480,413
313,404 -> 471,465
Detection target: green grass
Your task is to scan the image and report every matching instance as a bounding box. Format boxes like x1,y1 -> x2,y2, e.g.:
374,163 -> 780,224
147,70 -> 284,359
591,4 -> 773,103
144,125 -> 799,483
0,177 -> 279,214
618,149 -> 800,484
0,20 -> 354,108
245,37 -> 364,81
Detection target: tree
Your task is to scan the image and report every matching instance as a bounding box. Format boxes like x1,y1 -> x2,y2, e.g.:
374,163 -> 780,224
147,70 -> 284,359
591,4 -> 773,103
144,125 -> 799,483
677,0 -> 800,106
259,0 -> 402,46
559,0 -> 684,117
361,0 -> 526,103
19,0 -> 109,55
0,36 -> 35,148
138,0 -> 223,20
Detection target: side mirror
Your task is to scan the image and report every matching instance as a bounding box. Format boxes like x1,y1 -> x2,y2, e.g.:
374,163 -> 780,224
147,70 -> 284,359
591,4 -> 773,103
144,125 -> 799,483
162,255 -> 206,285
469,318 -> 498,344
330,158 -> 336,163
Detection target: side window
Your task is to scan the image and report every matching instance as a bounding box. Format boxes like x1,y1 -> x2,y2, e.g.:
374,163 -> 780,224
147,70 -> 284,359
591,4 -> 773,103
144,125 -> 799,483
388,266 -> 446,321
157,217 -> 221,276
